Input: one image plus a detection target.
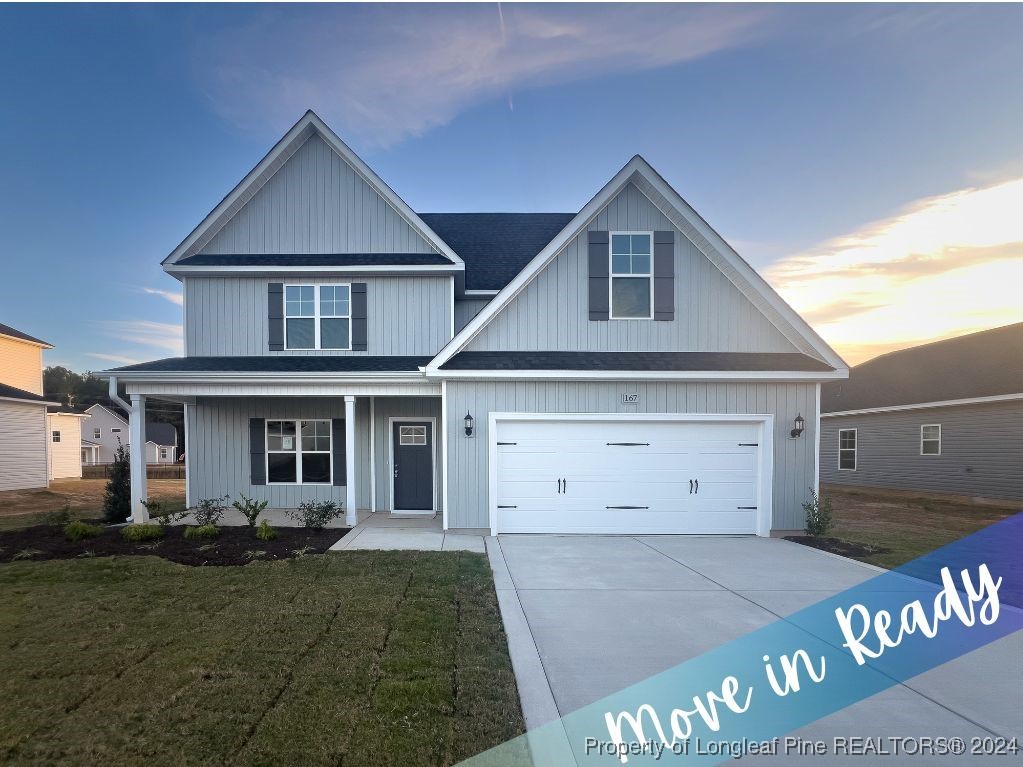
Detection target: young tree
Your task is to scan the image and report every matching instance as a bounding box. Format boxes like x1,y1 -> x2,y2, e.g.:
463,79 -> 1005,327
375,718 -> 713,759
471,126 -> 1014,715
103,441 -> 132,523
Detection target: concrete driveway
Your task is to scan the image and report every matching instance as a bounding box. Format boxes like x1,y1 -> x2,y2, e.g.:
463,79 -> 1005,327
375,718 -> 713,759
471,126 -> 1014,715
488,534 -> 1021,764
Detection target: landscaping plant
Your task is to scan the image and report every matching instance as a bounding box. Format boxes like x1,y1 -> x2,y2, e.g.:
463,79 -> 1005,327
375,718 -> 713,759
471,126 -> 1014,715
103,441 -> 132,524
286,500 -> 343,530
184,524 -> 220,540
256,519 -> 277,541
121,524 -> 165,543
802,487 -> 834,537
43,505 -> 72,528
231,494 -> 268,527
193,496 -> 229,527
63,520 -> 102,542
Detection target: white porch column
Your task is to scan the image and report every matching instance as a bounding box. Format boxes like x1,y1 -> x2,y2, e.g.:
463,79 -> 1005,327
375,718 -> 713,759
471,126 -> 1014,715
344,395 -> 357,526
128,394 -> 149,524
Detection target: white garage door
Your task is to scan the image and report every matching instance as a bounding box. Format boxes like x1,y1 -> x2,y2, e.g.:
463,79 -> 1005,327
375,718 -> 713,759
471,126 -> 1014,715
493,418 -> 763,534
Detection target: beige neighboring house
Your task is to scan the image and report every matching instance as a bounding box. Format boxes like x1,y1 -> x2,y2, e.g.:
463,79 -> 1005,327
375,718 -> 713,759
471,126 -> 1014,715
46,406 -> 89,480
0,322 -> 57,491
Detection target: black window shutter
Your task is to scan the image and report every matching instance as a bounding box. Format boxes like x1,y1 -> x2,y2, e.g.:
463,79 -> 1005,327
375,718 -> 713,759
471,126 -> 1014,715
653,231 -> 675,321
268,283 -> 284,350
588,231 -> 610,321
249,418 -> 266,485
331,419 -> 346,486
351,283 -> 367,351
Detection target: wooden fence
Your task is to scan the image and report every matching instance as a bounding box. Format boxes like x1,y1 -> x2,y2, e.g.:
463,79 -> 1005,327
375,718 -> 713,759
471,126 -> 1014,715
83,464 -> 185,480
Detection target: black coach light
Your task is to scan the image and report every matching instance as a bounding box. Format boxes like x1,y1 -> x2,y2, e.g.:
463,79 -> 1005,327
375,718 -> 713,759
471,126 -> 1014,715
790,413 -> 805,438
464,411 -> 474,438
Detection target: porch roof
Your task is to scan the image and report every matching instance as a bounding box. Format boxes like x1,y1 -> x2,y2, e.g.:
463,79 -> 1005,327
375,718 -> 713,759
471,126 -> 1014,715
439,351 -> 836,372
107,356 -> 433,374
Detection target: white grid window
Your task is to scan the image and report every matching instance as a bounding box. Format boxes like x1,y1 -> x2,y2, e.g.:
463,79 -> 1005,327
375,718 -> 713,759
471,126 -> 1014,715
285,284 -> 351,350
399,425 -> 427,446
266,419 -> 332,484
838,429 -> 857,470
920,424 -> 941,455
93,428 -> 101,440
610,232 -> 653,319
51,431 -> 61,443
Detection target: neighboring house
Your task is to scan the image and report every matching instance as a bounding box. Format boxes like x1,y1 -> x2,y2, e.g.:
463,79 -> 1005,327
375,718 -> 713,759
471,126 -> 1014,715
100,111 -> 847,534
81,403 -> 178,464
0,323 -> 57,491
46,406 -> 87,480
821,323 -> 1023,503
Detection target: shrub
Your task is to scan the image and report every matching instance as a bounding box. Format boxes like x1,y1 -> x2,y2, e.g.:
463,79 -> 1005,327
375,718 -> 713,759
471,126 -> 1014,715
193,496 -> 229,527
43,505 -> 72,528
121,524 -> 164,543
286,500 -> 343,530
256,519 -> 277,541
103,441 -> 132,524
64,520 -> 102,542
232,494 -> 268,527
803,487 -> 834,537
184,524 -> 220,540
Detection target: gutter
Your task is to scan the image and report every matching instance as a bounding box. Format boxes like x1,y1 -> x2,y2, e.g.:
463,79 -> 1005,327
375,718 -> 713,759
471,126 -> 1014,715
108,376 -> 133,412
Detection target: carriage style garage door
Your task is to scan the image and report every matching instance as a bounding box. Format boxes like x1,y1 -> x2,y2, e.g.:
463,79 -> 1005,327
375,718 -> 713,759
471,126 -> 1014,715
492,416 -> 767,535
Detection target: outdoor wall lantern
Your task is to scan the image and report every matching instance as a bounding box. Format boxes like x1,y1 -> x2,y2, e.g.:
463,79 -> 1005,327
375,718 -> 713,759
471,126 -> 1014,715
790,413 -> 805,439
464,411 -> 474,438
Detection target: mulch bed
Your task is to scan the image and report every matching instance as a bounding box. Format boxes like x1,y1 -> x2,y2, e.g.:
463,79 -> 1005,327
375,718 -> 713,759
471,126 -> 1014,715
785,535 -> 889,561
0,523 -> 348,566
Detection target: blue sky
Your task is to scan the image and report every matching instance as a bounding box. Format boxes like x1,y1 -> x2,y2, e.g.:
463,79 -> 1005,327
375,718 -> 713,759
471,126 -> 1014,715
2,3 -> 1023,370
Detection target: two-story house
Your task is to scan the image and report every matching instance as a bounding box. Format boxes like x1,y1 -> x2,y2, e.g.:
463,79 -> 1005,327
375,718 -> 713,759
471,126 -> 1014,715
82,403 -> 179,465
0,323 -> 57,491
102,111 -> 847,535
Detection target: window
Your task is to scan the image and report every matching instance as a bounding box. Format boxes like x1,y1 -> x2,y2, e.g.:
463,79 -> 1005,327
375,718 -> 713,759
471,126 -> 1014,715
160,448 -> 168,460
51,431 -> 61,443
285,284 -> 351,350
111,428 -> 121,434
399,425 -> 428,446
610,232 -> 653,319
93,427 -> 101,440
838,429 -> 857,470
920,424 -> 941,455
266,419 -> 331,484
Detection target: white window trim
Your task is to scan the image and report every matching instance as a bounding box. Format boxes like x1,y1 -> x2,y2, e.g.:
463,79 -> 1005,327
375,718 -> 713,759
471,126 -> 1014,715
609,230 -> 654,320
838,428 -> 857,471
93,428 -> 102,440
284,283 -> 353,351
51,430 -> 61,443
920,423 -> 942,456
266,419 -> 333,485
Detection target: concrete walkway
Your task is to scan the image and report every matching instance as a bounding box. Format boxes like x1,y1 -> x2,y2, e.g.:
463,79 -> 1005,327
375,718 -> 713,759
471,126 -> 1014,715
489,534 -> 1022,764
329,512 -> 485,552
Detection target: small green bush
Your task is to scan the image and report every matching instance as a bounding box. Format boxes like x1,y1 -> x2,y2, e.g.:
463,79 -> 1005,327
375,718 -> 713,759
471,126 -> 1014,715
232,494 -> 269,527
803,487 -> 834,537
184,524 -> 220,540
286,500 -> 343,530
121,524 -> 164,543
64,520 -> 102,542
193,496 -> 229,527
43,506 -> 72,528
255,519 -> 277,541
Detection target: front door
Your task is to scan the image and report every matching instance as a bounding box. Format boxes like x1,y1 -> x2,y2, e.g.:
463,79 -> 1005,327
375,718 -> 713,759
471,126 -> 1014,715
392,421 -> 434,511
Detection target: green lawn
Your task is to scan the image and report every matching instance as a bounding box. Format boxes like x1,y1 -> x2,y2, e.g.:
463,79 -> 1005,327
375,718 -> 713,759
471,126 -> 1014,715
0,552 -> 529,766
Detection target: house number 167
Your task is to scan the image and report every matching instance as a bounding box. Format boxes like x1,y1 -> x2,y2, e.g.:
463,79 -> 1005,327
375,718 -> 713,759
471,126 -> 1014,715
621,393 -> 640,404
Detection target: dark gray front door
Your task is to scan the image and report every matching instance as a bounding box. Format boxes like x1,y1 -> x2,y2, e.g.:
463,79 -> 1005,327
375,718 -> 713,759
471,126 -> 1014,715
393,421 -> 433,511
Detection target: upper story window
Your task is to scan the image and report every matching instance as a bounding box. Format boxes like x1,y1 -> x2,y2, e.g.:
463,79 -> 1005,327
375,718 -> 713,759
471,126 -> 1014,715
93,427 -> 101,440
838,428 -> 857,470
610,232 -> 653,319
285,284 -> 351,350
52,431 -> 61,443
920,424 -> 941,455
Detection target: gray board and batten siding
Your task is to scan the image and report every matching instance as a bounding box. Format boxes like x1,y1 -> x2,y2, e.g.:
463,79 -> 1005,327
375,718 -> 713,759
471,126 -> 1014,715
821,399 -> 1023,502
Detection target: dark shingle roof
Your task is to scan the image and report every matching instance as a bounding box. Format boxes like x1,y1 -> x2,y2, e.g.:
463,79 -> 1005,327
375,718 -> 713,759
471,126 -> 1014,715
108,356 -> 432,374
421,213 -> 575,291
0,383 -> 53,403
175,254 -> 454,267
145,422 -> 178,446
822,322 -> 1023,412
0,322 -> 50,347
441,351 -> 834,372
47,405 -> 88,415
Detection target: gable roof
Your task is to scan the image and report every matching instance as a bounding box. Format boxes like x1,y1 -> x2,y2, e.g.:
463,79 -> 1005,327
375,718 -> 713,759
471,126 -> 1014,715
822,322 -> 1023,413
0,322 -> 52,348
84,403 -> 129,423
420,213 -> 574,291
426,156 -> 848,374
163,111 -> 463,269
145,422 -> 177,447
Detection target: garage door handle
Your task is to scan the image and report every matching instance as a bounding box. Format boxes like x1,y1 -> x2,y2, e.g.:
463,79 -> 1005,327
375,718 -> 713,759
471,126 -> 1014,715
694,479 -> 699,494
738,506 -> 757,510
738,443 -> 758,447
689,479 -> 693,494
497,442 -> 517,446
606,505 -> 649,510
606,442 -> 650,446
497,505 -> 518,509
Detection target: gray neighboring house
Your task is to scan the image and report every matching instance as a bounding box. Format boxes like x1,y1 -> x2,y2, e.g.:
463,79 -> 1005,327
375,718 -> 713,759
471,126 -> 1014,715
100,110 -> 847,535
821,322 -> 1023,503
82,403 -> 178,464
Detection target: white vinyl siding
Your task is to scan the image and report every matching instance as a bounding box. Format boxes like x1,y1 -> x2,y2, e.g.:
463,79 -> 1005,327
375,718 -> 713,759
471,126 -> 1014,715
47,413 -> 83,480
0,401 -> 49,490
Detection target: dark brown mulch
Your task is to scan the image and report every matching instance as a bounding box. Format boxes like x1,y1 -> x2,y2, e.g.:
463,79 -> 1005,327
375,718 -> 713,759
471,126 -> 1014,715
0,523 -> 348,566
785,535 -> 889,561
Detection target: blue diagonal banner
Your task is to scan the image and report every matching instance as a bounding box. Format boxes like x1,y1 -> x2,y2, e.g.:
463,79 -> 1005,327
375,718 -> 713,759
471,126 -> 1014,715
461,513 -> 1023,766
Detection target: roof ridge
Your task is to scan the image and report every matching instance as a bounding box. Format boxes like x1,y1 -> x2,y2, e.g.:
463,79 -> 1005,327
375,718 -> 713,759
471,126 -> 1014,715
857,321 -> 1023,368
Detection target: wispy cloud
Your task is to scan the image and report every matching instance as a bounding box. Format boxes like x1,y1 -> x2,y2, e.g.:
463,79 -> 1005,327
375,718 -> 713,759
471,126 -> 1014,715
142,287 -> 183,306
96,320 -> 184,356
766,178 -> 1023,364
87,352 -> 142,366
195,4 -> 770,147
